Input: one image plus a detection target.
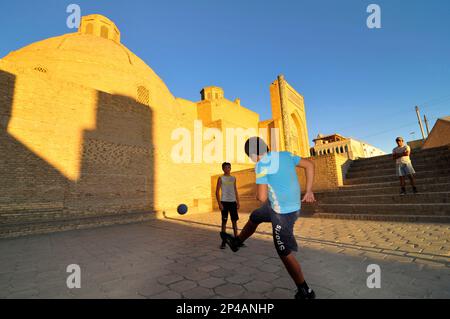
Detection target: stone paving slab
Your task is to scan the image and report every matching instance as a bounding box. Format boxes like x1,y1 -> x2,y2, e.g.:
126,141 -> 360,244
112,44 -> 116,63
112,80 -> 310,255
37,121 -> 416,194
0,212 -> 449,299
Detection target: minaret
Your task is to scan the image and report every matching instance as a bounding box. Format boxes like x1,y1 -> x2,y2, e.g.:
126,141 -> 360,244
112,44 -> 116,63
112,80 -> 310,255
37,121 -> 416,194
277,75 -> 293,152
200,87 -> 224,101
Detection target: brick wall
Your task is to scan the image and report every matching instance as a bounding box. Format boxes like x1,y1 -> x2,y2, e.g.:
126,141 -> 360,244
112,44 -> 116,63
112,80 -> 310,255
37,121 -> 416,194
0,64 -> 155,222
211,167 -> 255,210
295,154 -> 351,191
0,60 -> 258,225
422,120 -> 450,149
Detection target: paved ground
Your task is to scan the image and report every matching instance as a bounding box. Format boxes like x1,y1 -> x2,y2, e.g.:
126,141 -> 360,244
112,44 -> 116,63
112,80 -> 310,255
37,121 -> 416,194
0,211 -> 449,299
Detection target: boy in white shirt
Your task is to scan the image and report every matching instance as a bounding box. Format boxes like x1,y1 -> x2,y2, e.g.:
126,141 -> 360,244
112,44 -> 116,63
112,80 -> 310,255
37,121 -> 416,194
215,162 -> 241,249
392,137 -> 418,195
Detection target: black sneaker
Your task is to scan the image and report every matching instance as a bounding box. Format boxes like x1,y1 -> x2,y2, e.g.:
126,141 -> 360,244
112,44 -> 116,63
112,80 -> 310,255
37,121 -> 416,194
220,242 -> 226,249
220,232 -> 240,252
295,288 -> 316,300
413,187 -> 418,194
400,188 -> 406,196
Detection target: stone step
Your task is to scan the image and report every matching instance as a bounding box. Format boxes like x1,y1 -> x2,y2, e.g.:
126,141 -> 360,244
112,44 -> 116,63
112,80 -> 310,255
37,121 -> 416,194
317,182 -> 450,197
350,156 -> 450,172
234,196 -> 450,223
0,209 -> 151,227
301,203 -> 450,216
347,160 -> 450,178
240,190 -> 450,206
339,176 -> 450,190
347,162 -> 449,179
344,168 -> 450,186
350,146 -> 449,166
350,149 -> 450,168
348,156 -> 450,173
301,212 -> 450,223
315,192 -> 450,205
0,211 -> 154,239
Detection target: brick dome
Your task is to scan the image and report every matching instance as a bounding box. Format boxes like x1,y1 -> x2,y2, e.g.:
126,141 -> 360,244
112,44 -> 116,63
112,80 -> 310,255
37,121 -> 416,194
1,15 -> 174,103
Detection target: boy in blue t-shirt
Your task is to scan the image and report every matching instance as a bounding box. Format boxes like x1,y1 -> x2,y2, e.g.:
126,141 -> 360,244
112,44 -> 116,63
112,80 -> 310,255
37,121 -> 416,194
221,137 -> 316,299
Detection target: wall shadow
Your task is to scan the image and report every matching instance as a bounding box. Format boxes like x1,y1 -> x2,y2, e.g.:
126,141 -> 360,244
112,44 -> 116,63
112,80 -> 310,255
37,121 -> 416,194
0,71 -> 68,221
67,91 -> 154,216
0,69 -> 154,235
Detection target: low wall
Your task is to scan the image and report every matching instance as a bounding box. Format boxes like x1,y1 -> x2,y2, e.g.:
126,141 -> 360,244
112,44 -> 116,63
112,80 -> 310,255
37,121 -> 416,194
210,153 -> 353,210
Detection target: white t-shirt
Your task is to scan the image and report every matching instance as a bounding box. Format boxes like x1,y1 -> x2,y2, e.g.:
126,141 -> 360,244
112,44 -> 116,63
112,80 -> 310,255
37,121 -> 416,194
393,145 -> 411,164
220,175 -> 236,202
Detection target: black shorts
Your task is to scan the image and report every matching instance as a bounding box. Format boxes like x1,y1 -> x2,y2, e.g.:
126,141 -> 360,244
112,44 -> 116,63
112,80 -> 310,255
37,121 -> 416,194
250,202 -> 299,257
221,201 -> 239,222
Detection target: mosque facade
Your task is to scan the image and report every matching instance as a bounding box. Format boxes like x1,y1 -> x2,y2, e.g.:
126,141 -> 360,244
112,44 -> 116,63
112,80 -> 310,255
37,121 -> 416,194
0,14 -> 310,226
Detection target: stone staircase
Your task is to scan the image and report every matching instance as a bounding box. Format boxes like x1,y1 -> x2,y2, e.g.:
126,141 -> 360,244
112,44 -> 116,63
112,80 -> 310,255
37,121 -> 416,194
302,145 -> 450,223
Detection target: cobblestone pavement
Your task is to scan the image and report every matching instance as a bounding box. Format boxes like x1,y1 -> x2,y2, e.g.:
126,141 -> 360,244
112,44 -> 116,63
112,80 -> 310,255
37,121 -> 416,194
0,211 -> 449,299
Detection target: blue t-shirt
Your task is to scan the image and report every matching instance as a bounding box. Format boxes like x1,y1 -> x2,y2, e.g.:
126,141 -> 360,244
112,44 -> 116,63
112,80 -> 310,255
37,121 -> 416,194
255,151 -> 301,214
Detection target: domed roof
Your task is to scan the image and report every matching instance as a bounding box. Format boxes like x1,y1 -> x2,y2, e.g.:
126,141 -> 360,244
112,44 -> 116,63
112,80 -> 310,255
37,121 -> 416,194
1,14 -> 174,102
5,32 -> 138,67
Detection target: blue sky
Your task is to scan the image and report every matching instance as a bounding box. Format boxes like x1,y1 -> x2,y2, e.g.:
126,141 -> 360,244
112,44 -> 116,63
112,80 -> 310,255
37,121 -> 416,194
1,0 -> 449,152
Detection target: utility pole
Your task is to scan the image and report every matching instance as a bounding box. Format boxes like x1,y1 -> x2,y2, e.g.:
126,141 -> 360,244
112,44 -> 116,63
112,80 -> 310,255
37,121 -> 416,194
415,106 -> 426,140
424,115 -> 430,136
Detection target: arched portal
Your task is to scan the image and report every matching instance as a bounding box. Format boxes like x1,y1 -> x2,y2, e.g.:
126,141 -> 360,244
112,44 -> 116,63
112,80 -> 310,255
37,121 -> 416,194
291,111 -> 309,157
